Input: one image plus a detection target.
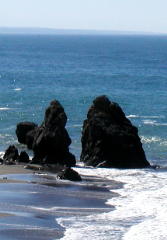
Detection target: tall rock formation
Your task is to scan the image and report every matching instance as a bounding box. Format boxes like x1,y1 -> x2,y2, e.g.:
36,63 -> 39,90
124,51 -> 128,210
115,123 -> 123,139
32,100 -> 76,166
16,100 -> 76,167
80,95 -> 150,168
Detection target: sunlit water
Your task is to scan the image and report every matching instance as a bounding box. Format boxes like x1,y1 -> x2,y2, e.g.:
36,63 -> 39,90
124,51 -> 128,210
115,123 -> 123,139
0,34 -> 167,239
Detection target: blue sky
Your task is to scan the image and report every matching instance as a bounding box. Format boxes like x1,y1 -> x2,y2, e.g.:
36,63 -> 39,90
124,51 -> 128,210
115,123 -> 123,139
0,0 -> 167,33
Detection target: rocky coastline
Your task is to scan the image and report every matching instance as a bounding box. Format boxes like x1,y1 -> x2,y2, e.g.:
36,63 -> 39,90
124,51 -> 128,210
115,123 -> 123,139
0,95 -> 152,181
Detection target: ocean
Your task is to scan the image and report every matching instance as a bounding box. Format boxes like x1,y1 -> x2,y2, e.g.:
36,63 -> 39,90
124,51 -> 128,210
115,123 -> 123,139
0,34 -> 167,239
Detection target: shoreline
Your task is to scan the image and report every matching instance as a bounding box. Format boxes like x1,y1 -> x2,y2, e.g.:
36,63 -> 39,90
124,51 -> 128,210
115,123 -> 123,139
0,164 -> 118,240
0,164 -> 35,175
0,164 -> 35,183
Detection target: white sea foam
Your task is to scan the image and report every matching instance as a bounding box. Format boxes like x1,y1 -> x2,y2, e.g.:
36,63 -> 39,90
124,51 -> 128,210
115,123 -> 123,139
160,140 -> 167,146
0,222 -> 55,231
31,206 -> 111,212
143,119 -> 157,125
67,124 -> 82,128
73,124 -> 82,128
57,166 -> 167,240
141,136 -> 167,147
0,133 -> 11,139
120,170 -> 167,240
158,123 -> 167,126
143,115 -> 165,119
127,115 -> 165,119
127,114 -> 139,118
13,88 -> 22,91
127,115 -> 167,126
142,119 -> 167,126
141,136 -> 162,143
0,152 -> 4,158
0,107 -> 11,111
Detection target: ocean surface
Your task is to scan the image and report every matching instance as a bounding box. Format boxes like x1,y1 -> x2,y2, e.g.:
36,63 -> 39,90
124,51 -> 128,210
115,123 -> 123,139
0,34 -> 167,239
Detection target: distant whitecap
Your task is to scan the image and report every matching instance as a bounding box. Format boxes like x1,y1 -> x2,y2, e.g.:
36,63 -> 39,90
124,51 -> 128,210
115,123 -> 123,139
142,119 -> 167,126
143,119 -> 157,125
0,107 -> 11,111
14,88 -> 22,91
127,114 -> 139,118
141,136 -> 161,143
141,115 -> 165,119
73,124 -> 82,128
127,115 -> 165,119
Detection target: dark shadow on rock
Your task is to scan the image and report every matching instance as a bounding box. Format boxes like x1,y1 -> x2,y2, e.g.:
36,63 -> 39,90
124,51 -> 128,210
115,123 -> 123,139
30,100 -> 76,167
15,100 -> 76,168
57,168 -> 82,181
80,95 -> 150,168
16,122 -> 38,145
18,151 -> 30,163
3,145 -> 19,165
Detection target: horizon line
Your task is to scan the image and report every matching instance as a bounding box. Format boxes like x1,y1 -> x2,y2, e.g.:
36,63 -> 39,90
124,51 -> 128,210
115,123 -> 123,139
0,26 -> 166,36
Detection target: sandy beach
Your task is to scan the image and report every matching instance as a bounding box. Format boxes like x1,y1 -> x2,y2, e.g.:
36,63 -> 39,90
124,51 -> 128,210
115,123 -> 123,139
0,164 -> 118,240
0,164 -> 34,175
0,164 -> 40,184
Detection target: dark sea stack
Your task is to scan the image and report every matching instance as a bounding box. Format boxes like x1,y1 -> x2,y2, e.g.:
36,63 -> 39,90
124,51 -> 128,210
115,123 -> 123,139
16,122 -> 38,145
32,100 -> 76,167
0,158 -> 4,164
26,128 -> 39,150
80,95 -> 150,168
58,168 -> 82,181
18,151 -> 30,163
3,145 -> 19,164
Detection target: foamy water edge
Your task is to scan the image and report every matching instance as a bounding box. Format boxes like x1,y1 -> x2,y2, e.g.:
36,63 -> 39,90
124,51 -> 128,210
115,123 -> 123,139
57,166 -> 167,240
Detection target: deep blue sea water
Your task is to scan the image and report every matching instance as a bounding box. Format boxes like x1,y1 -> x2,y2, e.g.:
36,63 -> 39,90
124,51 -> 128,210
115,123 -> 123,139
0,34 -> 167,240
0,34 -> 167,164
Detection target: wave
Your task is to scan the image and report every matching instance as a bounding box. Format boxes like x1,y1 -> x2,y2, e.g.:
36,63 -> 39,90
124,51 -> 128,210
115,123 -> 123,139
141,136 -> 167,146
0,107 -> 11,111
142,119 -> 167,126
31,206 -> 111,212
160,140 -> 167,146
73,124 -> 82,128
141,136 -> 161,143
67,124 -> 82,128
142,119 -> 157,125
127,114 -> 139,118
58,167 -> 167,240
127,115 -> 165,119
13,88 -> 22,91
108,169 -> 167,240
127,115 -> 167,126
0,152 -> 4,158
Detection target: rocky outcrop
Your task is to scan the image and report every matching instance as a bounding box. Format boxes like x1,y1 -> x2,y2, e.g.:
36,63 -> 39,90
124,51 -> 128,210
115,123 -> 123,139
57,168 -> 82,181
18,151 -> 30,163
15,100 -> 76,167
0,158 -> 4,164
26,128 -> 38,150
3,145 -> 19,164
16,122 -> 38,145
80,95 -> 150,168
31,100 -> 76,167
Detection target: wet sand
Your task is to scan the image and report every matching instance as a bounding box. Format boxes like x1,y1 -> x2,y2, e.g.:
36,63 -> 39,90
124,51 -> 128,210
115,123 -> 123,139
0,164 -> 39,184
0,213 -> 13,217
0,164 -> 121,240
0,164 -> 34,175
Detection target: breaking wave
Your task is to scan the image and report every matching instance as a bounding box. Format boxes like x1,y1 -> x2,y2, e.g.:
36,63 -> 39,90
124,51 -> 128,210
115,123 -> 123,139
127,115 -> 165,119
